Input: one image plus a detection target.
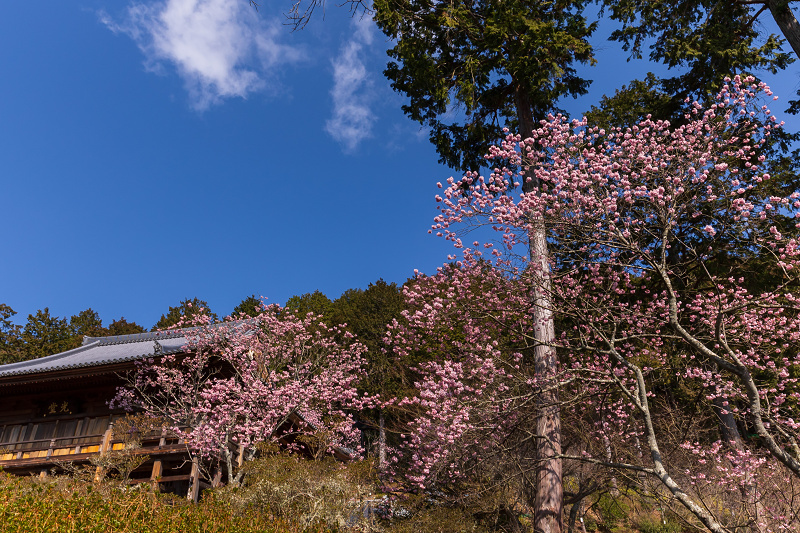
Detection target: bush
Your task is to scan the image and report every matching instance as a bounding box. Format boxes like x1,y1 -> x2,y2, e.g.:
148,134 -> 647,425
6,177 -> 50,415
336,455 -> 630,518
216,453 -> 491,533
592,492 -> 630,531
635,516 -> 683,533
381,502 -> 487,533
0,471 -> 324,533
217,452 -> 378,531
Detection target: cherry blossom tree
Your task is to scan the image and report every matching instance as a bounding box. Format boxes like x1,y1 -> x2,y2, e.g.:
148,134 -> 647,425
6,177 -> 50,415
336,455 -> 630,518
393,76 -> 800,531
113,307 -> 368,485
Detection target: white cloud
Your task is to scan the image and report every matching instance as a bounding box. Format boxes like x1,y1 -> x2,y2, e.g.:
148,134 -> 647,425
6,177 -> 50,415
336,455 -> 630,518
101,0 -> 303,110
325,16 -> 376,152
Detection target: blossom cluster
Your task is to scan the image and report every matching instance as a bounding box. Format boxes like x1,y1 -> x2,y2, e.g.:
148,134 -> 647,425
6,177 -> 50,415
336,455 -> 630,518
394,76 -> 800,529
113,305 -> 371,480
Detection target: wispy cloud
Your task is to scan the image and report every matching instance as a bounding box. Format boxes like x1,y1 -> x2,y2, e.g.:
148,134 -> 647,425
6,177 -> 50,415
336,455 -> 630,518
100,0 -> 304,110
325,17 -> 376,152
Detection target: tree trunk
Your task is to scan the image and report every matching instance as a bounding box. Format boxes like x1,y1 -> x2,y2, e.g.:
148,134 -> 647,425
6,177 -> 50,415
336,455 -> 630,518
531,218 -> 563,533
378,410 -> 386,469
767,0 -> 800,60
224,447 -> 236,486
567,498 -> 588,533
712,395 -> 744,449
567,500 -> 579,533
603,434 -> 619,496
515,84 -> 563,533
711,392 -> 765,531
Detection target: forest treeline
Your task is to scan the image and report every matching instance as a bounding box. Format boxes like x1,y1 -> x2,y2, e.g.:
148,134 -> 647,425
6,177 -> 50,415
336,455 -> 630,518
0,280 -> 405,369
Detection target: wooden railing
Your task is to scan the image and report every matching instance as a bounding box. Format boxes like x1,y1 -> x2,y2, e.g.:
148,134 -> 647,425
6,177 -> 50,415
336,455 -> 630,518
0,420 -> 185,463
0,432 -> 107,461
1,421 -> 200,500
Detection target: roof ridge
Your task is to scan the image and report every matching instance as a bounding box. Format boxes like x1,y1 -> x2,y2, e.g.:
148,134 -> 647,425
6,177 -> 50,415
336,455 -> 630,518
81,319 -> 251,347
82,327 -> 197,346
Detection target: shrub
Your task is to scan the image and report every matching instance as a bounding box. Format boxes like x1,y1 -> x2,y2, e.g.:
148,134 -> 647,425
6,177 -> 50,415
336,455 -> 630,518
217,452 -> 377,531
0,471 -> 324,533
636,516 -> 684,533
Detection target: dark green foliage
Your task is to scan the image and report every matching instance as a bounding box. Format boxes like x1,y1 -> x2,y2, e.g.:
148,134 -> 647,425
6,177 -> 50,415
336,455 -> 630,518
232,294 -> 263,318
0,306 -> 150,365
603,0 -> 793,103
284,290 -> 333,320
0,304 -> 24,364
70,308 -> 106,339
107,317 -> 147,336
591,0 -> 796,129
373,0 -> 596,172
329,280 -> 405,397
21,308 -> 77,359
152,298 -> 218,331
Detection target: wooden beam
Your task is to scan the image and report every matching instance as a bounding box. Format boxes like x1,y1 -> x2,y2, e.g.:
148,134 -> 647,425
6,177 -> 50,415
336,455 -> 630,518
150,459 -> 163,491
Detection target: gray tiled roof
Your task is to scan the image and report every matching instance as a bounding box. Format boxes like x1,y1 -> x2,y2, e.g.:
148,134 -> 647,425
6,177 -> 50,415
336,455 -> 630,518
0,329 -> 190,378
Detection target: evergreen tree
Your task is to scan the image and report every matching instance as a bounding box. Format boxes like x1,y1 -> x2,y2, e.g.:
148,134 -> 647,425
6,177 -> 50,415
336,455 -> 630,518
231,295 -> 263,318
21,308 -> 75,359
69,308 -> 107,340
373,0 -> 596,173
284,290 -> 333,320
0,304 -> 24,364
107,317 -> 146,336
152,298 -> 218,331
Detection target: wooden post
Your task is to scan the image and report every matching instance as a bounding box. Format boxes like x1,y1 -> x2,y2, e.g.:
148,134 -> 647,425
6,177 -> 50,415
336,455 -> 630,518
150,459 -> 163,491
188,456 -> 200,503
93,424 -> 114,482
74,418 -> 85,454
211,467 -> 223,488
99,425 -> 114,453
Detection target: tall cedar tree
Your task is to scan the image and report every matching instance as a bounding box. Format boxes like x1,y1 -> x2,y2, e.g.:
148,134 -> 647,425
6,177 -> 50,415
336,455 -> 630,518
372,3 -> 598,530
373,0 -> 596,173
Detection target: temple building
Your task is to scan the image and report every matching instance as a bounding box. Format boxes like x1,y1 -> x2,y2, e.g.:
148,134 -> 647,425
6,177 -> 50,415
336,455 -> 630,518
0,329 -> 200,497
0,325 -> 354,500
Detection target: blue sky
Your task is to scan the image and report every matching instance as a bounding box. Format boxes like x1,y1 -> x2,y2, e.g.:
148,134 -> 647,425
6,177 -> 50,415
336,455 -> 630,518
1,1 -> 798,329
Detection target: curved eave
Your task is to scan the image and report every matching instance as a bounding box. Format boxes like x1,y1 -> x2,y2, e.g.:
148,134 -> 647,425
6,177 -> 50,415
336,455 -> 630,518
0,346 -> 186,387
